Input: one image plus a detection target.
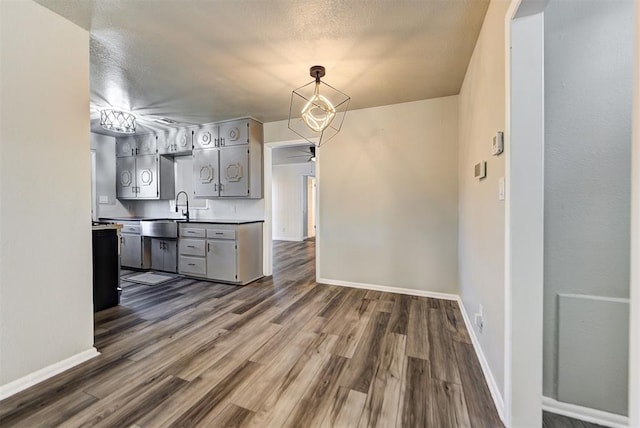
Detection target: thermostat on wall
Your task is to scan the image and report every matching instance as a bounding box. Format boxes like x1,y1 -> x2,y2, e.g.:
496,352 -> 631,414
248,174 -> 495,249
474,161 -> 487,180
492,131 -> 504,156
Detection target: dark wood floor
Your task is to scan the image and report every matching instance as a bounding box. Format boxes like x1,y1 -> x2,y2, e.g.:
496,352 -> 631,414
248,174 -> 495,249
0,239 -> 503,427
542,411 -> 606,428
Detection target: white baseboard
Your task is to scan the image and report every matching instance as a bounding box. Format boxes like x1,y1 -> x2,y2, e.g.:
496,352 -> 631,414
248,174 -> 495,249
0,347 -> 100,401
542,396 -> 629,428
316,277 -> 459,300
457,299 -> 506,424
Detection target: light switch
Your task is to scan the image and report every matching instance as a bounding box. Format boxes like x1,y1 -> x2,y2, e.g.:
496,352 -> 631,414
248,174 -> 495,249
498,177 -> 505,201
99,195 -> 109,204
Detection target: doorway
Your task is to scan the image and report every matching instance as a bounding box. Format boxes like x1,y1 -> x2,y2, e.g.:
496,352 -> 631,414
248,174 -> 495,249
263,139 -> 319,278
506,0 -> 638,426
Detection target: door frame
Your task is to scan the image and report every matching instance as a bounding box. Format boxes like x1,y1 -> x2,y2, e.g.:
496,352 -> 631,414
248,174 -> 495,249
504,2 -> 546,425
505,1 -> 640,426
262,138 -> 319,277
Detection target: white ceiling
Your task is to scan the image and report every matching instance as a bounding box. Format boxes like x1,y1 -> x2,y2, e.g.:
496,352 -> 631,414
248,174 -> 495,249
36,0 -> 489,135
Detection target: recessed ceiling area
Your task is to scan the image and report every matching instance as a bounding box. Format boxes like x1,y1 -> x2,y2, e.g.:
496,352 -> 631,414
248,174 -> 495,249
272,145 -> 316,165
35,0 -> 490,135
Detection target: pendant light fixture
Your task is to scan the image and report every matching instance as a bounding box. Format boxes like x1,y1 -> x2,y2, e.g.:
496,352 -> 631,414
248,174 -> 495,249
288,65 -> 350,146
100,108 -> 136,134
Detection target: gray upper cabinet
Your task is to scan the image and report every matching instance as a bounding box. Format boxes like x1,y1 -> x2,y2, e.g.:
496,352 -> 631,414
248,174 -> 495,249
220,146 -> 249,197
116,154 -> 175,200
116,157 -> 136,199
193,148 -> 219,197
219,120 -> 249,147
193,124 -> 218,149
135,154 -> 159,199
116,134 -> 157,157
158,128 -> 193,155
192,118 -> 263,199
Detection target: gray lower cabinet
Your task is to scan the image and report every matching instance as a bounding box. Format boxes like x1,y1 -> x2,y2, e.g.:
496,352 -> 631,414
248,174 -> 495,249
206,238 -> 237,282
151,239 -> 177,273
117,221 -> 151,269
178,222 -> 263,284
121,233 -> 142,268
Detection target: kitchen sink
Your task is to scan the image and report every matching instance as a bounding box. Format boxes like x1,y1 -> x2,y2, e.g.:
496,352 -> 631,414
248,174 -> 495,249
140,220 -> 178,238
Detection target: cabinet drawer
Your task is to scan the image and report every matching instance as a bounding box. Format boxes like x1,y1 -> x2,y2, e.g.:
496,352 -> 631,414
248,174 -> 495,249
206,229 -> 236,240
179,239 -> 206,256
179,256 -> 206,276
121,224 -> 141,234
180,227 -> 206,238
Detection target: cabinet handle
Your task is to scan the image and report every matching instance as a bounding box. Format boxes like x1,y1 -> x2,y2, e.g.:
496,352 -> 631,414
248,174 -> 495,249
131,148 -> 134,156
214,183 -> 218,192
188,263 -> 196,266
187,245 -> 195,248
207,243 -> 211,252
215,232 -> 223,235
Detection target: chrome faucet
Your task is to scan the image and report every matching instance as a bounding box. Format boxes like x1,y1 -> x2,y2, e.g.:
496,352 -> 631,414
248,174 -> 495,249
175,191 -> 190,222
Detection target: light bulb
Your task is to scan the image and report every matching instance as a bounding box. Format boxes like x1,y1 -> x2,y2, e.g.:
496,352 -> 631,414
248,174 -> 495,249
301,82 -> 336,133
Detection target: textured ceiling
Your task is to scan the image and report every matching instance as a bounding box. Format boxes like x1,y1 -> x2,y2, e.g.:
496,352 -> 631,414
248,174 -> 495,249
36,0 -> 489,135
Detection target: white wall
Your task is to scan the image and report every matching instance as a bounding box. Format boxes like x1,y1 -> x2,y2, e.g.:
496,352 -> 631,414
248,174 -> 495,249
92,133 -> 133,219
458,0 -> 510,402
543,0 -> 634,415
272,163 -> 315,241
0,0 -> 94,388
266,96 -> 459,295
630,2 -> 640,424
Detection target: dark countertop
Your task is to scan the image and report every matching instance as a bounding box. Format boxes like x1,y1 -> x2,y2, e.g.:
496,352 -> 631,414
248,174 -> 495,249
177,219 -> 264,225
99,217 -> 263,225
100,217 -> 179,222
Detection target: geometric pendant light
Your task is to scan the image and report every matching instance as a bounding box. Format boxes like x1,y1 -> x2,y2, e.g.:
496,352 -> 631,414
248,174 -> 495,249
288,65 -> 350,147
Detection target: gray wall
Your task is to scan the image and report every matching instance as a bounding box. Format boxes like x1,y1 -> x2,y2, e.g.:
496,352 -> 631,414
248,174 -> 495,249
544,0 -> 634,415
92,133 -> 133,219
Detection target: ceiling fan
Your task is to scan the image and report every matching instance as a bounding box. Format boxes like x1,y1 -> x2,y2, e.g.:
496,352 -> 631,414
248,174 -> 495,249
288,146 -> 316,162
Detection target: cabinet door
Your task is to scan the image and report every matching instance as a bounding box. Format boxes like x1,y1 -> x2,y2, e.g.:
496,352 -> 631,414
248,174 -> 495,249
194,125 -> 218,149
136,154 -> 158,199
121,234 -> 142,268
156,132 -> 171,155
116,136 -> 137,157
116,157 -> 136,199
206,240 -> 237,282
175,128 -> 192,153
151,238 -> 165,270
219,120 -> 249,147
136,134 -> 157,155
193,148 -> 219,197
164,240 -> 177,273
219,147 -> 249,197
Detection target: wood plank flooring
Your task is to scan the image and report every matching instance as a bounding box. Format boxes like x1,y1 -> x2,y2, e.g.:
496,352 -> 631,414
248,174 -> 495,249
0,239 -> 503,427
